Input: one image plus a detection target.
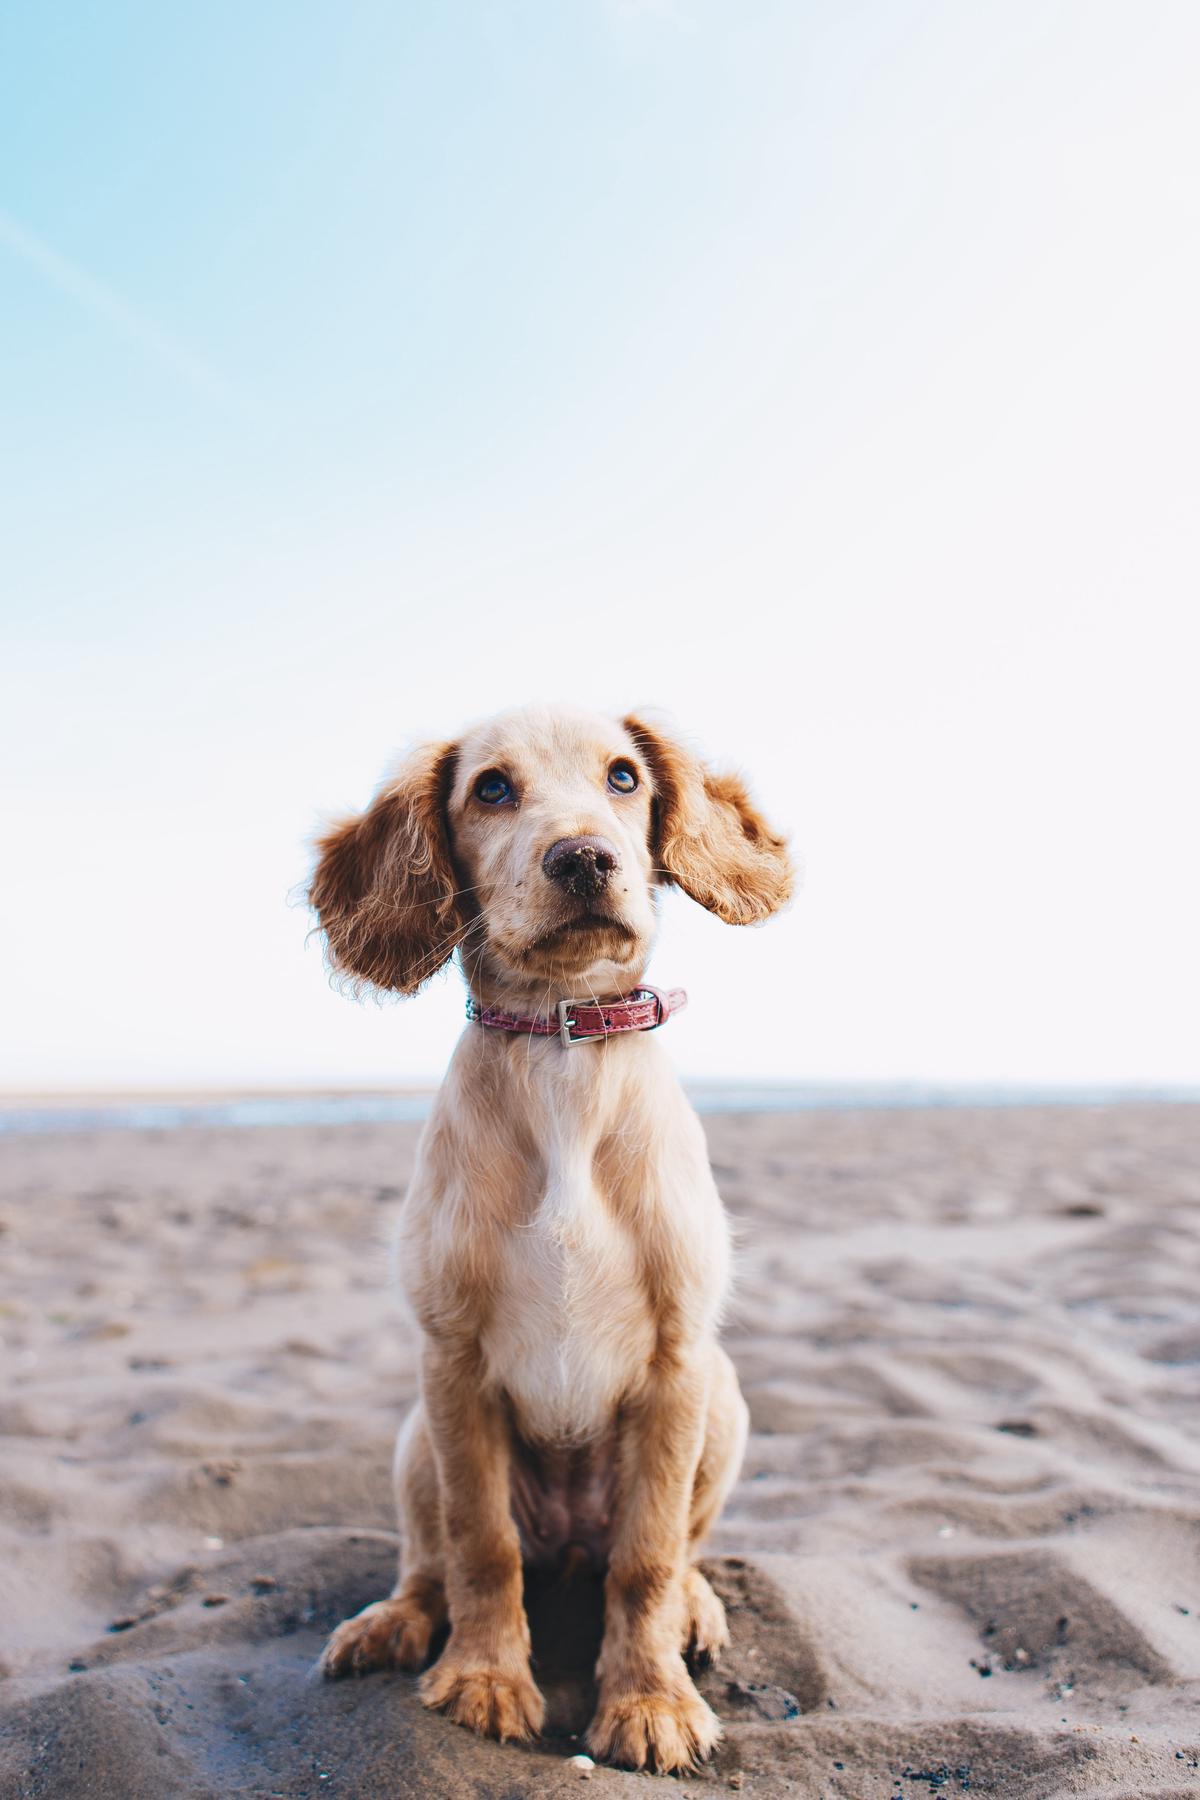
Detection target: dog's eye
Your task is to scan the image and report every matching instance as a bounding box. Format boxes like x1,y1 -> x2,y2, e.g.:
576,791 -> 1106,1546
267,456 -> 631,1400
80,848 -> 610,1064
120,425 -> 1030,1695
607,762 -> 638,795
474,771 -> 512,805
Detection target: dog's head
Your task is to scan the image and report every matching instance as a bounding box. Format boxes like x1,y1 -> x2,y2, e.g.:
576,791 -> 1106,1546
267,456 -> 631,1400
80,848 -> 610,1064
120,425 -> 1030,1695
309,705 -> 793,1004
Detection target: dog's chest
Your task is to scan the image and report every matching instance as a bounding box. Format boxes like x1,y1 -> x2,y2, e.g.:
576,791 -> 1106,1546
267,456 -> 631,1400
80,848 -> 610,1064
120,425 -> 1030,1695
481,1153 -> 653,1444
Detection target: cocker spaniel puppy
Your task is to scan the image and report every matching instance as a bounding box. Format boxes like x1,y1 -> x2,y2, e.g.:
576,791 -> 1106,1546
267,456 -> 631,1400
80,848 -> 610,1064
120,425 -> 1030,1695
310,706 -> 792,1772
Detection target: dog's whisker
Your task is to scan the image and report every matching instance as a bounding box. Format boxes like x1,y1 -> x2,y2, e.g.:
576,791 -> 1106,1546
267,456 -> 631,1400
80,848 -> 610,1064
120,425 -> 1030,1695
388,914 -> 486,988
402,915 -> 485,987
408,881 -> 486,908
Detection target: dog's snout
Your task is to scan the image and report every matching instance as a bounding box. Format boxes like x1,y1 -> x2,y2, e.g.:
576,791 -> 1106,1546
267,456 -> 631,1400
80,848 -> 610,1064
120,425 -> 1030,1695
542,835 -> 621,899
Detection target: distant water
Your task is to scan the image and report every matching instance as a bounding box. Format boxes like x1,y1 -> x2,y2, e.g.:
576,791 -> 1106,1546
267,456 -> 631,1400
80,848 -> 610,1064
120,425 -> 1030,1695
0,1084 -> 1196,1136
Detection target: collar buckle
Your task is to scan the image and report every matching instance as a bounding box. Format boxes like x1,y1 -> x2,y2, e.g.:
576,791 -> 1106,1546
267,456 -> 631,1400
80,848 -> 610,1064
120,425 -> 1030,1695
557,998 -> 598,1048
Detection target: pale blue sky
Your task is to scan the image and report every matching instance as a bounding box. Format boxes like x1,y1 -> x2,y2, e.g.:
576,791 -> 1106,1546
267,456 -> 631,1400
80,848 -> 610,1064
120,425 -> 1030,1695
3,2 -> 1198,1088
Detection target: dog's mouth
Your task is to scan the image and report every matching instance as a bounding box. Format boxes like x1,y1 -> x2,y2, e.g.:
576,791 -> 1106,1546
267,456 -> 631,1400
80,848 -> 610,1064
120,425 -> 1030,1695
526,913 -> 638,957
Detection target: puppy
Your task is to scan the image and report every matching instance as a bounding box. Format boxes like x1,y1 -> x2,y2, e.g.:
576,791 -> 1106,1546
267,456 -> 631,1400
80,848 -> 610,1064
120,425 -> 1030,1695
310,706 -> 792,1772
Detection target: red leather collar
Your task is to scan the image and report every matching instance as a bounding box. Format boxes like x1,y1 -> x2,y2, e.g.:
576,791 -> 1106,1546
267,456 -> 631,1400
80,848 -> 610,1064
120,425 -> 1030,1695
467,985 -> 687,1048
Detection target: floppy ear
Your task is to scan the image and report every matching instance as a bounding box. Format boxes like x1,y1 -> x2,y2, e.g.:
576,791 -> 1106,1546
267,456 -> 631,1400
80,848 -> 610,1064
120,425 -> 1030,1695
623,715 -> 794,925
308,741 -> 465,996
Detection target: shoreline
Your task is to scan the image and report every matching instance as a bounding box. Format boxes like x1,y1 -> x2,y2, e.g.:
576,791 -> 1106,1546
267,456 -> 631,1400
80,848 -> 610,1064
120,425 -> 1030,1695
1,1081 -> 1197,1137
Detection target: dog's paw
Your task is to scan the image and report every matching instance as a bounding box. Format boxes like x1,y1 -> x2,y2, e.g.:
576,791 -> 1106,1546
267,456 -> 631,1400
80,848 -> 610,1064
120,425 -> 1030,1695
684,1566 -> 729,1668
419,1652 -> 545,1743
319,1592 -> 440,1679
586,1672 -> 721,1772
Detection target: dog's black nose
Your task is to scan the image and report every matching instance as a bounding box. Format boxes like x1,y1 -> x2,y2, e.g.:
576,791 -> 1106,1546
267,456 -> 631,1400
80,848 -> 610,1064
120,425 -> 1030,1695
542,835 -> 620,898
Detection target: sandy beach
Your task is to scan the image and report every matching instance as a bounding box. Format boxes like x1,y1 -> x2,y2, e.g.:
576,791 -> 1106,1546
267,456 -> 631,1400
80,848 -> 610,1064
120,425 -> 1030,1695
2,1102 -> 1198,1798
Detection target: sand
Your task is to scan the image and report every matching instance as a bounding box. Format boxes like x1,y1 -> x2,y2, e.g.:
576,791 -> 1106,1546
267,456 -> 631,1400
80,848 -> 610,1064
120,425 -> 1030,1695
1,1103 -> 1198,1798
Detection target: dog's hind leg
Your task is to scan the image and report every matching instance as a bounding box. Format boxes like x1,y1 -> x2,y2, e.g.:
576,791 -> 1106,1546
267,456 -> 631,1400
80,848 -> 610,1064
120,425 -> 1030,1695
683,1345 -> 749,1666
320,1402 -> 447,1677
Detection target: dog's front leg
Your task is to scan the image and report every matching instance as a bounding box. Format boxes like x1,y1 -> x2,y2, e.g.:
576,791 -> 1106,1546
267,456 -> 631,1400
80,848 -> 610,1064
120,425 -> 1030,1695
587,1357 -> 720,1772
418,1343 -> 545,1742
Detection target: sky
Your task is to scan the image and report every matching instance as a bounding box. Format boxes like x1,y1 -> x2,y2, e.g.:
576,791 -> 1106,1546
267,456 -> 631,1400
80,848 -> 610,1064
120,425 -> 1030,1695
2,0 -> 1198,1091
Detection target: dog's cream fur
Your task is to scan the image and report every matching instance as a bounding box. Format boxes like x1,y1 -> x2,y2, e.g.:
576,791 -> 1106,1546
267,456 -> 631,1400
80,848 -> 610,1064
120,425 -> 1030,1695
310,706 -> 792,1772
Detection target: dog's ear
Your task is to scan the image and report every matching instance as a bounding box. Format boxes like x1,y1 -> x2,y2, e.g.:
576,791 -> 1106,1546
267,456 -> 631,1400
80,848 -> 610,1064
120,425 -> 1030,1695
623,715 -> 794,925
309,742 -> 465,995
